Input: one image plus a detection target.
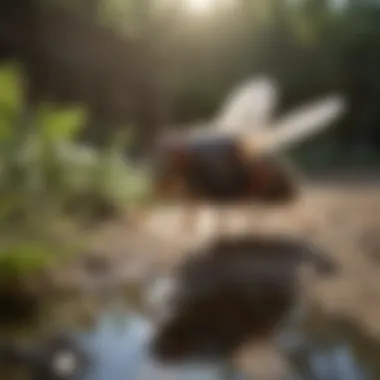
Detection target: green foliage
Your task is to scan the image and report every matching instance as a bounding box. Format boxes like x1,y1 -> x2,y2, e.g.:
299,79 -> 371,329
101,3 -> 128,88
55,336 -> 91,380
36,105 -> 87,143
0,65 -> 23,114
0,65 -> 23,143
0,63 -> 152,281
0,63 -> 151,222
0,242 -> 55,280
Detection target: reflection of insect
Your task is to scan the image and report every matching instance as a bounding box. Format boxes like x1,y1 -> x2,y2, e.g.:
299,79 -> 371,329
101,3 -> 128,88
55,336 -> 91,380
150,235 -> 337,363
153,77 -> 345,236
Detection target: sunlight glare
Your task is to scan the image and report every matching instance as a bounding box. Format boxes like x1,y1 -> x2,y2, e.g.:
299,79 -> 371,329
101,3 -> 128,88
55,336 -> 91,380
185,0 -> 216,14
183,0 -> 234,15
155,0 -> 235,16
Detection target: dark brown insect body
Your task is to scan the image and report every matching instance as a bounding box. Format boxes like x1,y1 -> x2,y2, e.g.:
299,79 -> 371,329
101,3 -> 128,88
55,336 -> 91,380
154,134 -> 299,205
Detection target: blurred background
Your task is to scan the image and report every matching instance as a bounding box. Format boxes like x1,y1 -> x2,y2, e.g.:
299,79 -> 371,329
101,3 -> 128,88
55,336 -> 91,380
1,0 -> 380,379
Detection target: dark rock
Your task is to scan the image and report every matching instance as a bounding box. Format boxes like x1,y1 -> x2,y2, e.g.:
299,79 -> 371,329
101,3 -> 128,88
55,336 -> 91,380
151,234 -> 338,363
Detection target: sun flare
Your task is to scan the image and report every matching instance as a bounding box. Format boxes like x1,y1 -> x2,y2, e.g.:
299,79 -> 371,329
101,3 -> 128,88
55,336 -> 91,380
155,0 -> 234,15
184,0 -> 218,14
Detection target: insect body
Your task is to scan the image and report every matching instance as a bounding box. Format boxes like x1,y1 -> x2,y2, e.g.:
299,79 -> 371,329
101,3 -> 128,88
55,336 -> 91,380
155,134 -> 298,204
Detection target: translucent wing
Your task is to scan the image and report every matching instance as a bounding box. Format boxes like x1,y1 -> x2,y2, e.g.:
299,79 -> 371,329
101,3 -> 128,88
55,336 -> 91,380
214,77 -> 278,133
244,95 -> 345,154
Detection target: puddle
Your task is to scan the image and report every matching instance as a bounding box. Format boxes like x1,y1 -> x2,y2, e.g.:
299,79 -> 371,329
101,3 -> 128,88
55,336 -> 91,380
0,289 -> 379,380
277,309 -> 380,380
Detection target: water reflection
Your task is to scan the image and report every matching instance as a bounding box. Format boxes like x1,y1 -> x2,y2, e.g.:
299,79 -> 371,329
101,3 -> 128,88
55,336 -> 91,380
41,304 -> 380,380
288,312 -> 380,380
81,310 -> 152,380
292,343 -> 369,380
78,309 -> 243,380
1,300 -> 380,380
279,329 -> 372,380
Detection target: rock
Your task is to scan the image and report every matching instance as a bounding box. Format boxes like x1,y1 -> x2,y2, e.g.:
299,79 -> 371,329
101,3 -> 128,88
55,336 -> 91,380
150,234 -> 337,364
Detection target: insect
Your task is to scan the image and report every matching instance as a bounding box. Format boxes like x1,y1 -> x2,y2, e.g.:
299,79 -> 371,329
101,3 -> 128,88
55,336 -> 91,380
151,77 -> 345,238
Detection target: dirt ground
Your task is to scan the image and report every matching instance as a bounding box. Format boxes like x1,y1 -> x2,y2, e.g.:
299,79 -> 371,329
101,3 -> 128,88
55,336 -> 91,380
53,175 -> 380,342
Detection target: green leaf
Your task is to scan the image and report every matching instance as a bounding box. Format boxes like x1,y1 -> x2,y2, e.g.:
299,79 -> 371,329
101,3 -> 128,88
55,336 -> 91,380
0,65 -> 24,144
36,104 -> 88,142
0,105 -> 14,143
0,64 -> 23,114
0,242 -> 54,278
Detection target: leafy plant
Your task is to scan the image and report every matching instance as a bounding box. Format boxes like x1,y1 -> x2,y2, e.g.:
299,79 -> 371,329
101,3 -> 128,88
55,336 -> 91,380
0,63 -> 152,281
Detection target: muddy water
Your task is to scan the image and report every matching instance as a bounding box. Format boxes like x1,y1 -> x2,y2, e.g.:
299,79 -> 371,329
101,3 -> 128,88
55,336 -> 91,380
0,286 -> 380,380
